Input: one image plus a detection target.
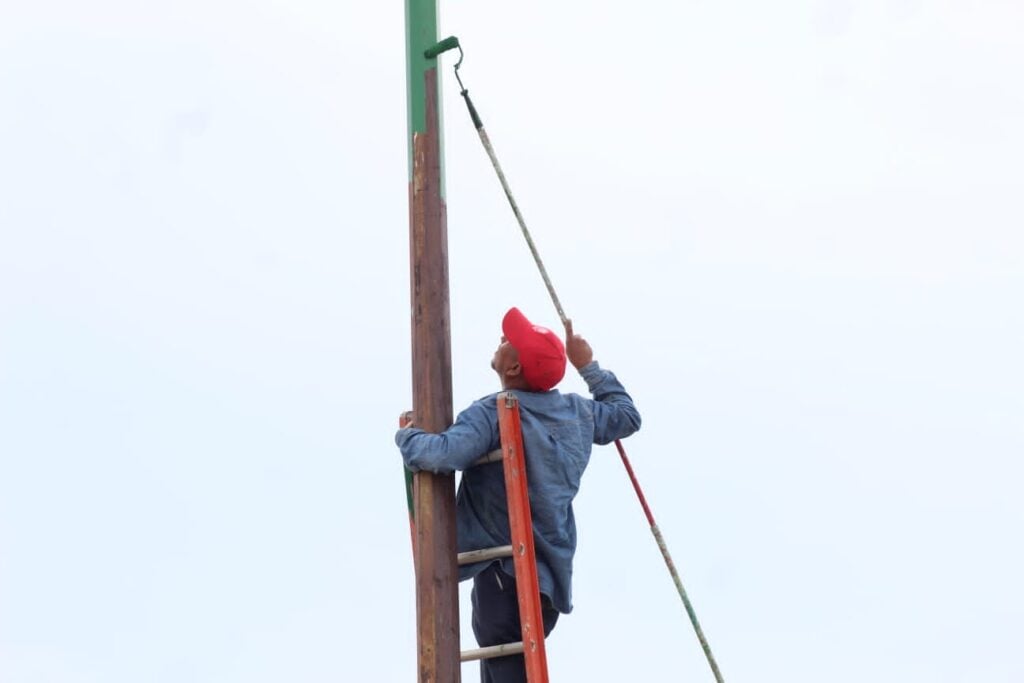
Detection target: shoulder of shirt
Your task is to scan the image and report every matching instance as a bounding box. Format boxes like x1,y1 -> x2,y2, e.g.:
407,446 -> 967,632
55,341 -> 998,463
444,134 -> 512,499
465,392 -> 503,409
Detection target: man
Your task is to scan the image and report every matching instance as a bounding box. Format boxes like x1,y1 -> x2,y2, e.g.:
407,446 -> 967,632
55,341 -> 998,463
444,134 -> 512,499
396,307 -> 641,682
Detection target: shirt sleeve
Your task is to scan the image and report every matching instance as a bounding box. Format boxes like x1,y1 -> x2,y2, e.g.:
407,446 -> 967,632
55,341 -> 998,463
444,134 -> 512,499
394,398 -> 500,474
579,361 -> 642,445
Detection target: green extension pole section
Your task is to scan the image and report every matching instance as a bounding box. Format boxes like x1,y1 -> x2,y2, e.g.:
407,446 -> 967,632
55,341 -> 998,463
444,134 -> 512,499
616,440 -> 725,683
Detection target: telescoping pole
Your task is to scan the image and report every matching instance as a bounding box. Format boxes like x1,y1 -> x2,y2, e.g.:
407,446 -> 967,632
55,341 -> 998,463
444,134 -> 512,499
424,36 -> 726,682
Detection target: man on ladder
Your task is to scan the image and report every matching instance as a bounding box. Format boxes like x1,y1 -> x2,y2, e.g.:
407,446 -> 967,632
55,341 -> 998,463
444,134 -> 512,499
396,307 -> 642,682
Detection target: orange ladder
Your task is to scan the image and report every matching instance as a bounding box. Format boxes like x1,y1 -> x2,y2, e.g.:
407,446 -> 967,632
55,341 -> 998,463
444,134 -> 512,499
457,391 -> 550,683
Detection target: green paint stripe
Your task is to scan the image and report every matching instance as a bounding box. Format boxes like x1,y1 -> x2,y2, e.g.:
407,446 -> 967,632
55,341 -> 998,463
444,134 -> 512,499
405,467 -> 415,516
405,0 -> 438,176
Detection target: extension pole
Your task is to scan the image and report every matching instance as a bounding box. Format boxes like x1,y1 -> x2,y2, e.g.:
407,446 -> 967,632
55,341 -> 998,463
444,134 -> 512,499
425,41 -> 725,680
456,83 -> 567,326
405,4 -> 460,681
615,440 -> 725,683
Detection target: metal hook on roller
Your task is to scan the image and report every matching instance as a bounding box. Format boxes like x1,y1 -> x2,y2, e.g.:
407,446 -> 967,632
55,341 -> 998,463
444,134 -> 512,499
424,36 -> 466,91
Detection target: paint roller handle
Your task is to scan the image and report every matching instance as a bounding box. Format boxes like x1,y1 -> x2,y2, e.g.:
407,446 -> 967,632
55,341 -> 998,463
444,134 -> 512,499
460,89 -> 484,130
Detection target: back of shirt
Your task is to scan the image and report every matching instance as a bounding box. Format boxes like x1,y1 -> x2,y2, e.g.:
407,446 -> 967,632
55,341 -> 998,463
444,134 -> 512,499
396,360 -> 641,614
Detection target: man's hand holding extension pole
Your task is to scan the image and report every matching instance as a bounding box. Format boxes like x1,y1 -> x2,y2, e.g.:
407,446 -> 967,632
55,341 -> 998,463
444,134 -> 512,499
564,320 -> 594,371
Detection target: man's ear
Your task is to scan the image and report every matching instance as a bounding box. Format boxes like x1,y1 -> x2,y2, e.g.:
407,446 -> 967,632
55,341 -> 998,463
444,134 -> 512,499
505,362 -> 522,378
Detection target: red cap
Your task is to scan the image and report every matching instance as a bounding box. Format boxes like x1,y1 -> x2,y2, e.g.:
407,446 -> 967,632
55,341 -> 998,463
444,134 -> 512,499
502,307 -> 566,392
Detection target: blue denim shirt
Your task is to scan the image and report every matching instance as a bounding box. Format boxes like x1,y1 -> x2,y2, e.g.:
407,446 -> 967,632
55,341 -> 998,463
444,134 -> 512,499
395,361 -> 641,614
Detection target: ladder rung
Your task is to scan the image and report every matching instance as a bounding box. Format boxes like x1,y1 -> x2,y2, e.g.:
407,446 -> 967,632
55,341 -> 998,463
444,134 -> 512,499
472,448 -> 504,467
461,641 -> 524,662
457,545 -> 513,566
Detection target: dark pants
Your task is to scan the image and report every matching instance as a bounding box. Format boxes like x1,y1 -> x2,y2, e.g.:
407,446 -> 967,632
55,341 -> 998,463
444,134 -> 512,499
471,563 -> 560,683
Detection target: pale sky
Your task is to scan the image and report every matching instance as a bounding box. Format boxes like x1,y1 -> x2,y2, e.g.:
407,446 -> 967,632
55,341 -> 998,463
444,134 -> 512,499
1,1 -> 1022,681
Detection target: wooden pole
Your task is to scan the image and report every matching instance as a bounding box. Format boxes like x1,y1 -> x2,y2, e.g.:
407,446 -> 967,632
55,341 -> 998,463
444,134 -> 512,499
405,2 -> 460,681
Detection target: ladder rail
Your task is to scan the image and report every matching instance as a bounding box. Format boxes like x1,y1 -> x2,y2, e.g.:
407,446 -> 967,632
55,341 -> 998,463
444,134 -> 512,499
496,392 -> 550,683
456,393 -> 552,681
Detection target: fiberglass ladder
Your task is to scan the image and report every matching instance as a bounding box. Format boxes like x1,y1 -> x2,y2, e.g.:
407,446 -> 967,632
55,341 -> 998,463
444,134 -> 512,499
457,391 -> 550,682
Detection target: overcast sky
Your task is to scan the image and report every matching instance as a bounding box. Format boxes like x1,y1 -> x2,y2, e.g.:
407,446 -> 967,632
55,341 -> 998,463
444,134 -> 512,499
1,1 -> 1022,681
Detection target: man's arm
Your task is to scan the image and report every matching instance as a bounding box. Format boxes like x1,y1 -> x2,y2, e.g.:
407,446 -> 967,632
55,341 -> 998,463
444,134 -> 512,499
565,320 -> 642,445
395,399 -> 499,474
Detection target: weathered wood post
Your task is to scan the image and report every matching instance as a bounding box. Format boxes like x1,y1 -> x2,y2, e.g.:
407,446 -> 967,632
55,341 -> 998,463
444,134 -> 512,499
405,2 -> 460,680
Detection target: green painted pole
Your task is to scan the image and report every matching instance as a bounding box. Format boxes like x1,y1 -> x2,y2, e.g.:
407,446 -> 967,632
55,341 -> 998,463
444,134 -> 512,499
405,1 -> 460,681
